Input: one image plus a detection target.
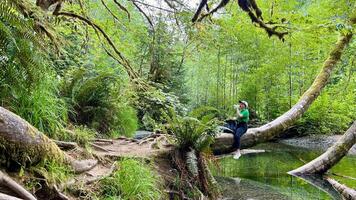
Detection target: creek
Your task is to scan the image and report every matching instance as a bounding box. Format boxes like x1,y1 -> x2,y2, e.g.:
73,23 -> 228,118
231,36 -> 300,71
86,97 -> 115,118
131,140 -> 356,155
210,142 -> 356,200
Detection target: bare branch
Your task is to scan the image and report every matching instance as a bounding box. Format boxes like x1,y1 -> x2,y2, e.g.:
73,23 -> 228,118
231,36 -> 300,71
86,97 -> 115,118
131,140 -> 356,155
192,0 -> 207,22
113,0 -> 131,20
197,0 -> 230,22
54,11 -> 140,80
100,0 -> 121,22
130,0 -> 154,28
133,0 -> 176,13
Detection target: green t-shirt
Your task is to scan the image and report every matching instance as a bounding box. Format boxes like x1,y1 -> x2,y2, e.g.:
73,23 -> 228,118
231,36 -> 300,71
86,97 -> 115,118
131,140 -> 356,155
238,109 -> 249,123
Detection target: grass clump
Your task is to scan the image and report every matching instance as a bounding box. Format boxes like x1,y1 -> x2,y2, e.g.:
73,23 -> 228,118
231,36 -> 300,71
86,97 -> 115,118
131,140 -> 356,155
100,159 -> 162,200
24,159 -> 72,192
56,126 -> 96,146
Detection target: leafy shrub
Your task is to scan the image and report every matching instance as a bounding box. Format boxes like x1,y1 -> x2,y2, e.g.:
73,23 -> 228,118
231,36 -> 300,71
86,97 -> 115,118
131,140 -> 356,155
165,109 -> 219,151
100,159 -> 162,200
60,67 -> 138,137
133,88 -> 187,130
189,106 -> 222,120
301,88 -> 355,134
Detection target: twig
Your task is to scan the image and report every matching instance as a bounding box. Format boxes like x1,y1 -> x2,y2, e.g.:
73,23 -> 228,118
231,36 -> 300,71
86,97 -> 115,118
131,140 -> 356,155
133,0 -> 175,13
326,177 -> 356,199
130,0 -> 154,28
90,143 -> 110,152
100,0 -> 121,22
90,138 -> 114,144
113,0 -> 131,20
50,185 -> 70,200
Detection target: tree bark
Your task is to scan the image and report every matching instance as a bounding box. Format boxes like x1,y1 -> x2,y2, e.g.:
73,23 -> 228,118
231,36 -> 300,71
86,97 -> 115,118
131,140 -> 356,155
0,107 -> 97,173
0,107 -> 65,167
212,30 -> 354,154
326,177 -> 356,200
288,121 -> 356,175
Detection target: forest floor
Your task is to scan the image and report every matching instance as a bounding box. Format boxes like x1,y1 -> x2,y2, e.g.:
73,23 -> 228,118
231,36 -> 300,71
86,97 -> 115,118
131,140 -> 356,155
64,135 -> 174,189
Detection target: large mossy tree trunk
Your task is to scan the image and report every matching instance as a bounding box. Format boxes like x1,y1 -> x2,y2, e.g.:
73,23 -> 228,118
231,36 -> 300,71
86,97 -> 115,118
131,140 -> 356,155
0,107 -> 65,167
0,107 -> 98,173
212,29 -> 354,153
288,121 -> 356,175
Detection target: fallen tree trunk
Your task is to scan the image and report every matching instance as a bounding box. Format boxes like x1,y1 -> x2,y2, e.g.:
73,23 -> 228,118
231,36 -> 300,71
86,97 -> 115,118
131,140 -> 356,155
0,107 -> 65,167
326,177 -> 356,200
212,24 -> 354,153
0,107 -> 97,173
288,121 -> 356,175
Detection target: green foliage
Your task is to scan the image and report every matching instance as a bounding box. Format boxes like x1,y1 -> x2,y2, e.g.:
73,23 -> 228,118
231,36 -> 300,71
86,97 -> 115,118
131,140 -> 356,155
189,106 -> 223,120
184,0 -> 355,134
56,126 -> 96,146
0,0 -> 67,135
134,88 -> 186,130
301,88 -> 355,134
100,159 -> 162,200
29,159 -> 72,186
165,109 -> 219,151
61,67 -> 138,137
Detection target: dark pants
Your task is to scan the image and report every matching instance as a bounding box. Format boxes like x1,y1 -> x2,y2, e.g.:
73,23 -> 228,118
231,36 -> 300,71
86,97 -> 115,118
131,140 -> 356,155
224,120 -> 248,149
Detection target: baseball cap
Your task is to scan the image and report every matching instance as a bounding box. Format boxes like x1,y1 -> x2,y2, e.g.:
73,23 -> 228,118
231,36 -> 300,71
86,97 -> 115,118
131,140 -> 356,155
239,100 -> 248,108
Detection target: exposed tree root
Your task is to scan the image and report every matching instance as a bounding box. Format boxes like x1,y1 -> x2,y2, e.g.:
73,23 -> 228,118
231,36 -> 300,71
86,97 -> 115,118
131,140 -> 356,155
0,171 -> 36,200
90,139 -> 114,144
90,143 -> 110,152
53,140 -> 78,150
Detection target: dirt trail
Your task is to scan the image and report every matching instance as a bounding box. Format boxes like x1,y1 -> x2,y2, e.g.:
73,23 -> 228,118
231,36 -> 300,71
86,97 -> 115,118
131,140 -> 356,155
65,135 -> 173,192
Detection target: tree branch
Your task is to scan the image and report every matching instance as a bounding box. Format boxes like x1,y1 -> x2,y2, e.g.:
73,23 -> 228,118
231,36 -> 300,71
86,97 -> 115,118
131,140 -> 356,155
54,11 -> 140,80
113,0 -> 131,20
130,0 -> 154,28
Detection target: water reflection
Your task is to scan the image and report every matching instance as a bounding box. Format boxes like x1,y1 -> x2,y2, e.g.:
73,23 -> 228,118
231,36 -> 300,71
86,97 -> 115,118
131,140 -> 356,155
210,143 -> 356,200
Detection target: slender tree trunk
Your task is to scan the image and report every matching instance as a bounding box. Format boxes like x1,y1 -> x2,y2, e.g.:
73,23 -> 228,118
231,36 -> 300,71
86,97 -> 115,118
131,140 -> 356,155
288,42 -> 293,109
213,30 -> 354,153
216,47 -> 221,108
223,55 -> 227,109
288,121 -> 356,175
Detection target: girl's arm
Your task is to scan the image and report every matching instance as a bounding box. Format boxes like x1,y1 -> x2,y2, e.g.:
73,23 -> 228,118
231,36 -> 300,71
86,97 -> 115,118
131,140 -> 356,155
236,108 -> 243,118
